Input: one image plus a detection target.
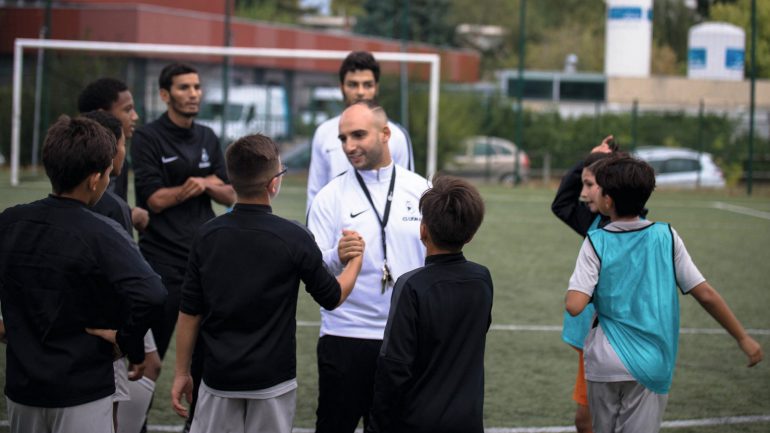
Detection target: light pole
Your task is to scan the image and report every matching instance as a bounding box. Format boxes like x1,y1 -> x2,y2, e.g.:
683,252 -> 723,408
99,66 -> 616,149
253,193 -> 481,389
513,0 -> 526,186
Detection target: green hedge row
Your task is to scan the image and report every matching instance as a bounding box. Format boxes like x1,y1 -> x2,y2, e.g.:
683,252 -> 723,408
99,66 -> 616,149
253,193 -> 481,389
380,83 -> 769,182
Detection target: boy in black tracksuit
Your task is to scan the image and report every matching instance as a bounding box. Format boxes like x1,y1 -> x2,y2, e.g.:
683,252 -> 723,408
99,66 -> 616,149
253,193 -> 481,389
368,175 -> 493,433
551,136 -> 616,237
0,116 -> 166,433
84,111 -> 133,234
171,134 -> 363,433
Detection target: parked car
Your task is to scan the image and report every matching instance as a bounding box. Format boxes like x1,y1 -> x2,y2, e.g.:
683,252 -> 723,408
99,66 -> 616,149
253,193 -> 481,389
280,141 -> 311,171
443,136 -> 530,184
197,85 -> 289,143
299,86 -> 344,126
632,146 -> 725,188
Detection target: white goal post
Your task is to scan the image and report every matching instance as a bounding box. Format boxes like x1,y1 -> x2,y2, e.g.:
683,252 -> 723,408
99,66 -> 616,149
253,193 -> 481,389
10,38 -> 441,186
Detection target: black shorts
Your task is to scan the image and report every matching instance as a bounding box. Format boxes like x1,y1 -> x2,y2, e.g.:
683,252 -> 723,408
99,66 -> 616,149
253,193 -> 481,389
315,335 -> 382,433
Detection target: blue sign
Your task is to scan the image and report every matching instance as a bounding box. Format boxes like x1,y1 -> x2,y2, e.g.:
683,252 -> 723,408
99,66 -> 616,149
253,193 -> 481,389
725,48 -> 744,70
608,7 -> 642,20
688,48 -> 707,69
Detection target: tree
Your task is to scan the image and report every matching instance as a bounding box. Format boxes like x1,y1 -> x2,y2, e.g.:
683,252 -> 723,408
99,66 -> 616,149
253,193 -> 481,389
710,0 -> 770,78
354,0 -> 398,38
234,0 -> 306,25
443,0 -> 609,74
695,0 -> 738,18
651,43 -> 679,75
330,0 -> 364,20
355,0 -> 457,46
652,0 -> 698,75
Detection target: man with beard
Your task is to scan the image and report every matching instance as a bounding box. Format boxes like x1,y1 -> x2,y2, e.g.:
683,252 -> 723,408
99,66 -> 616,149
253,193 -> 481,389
131,66 -> 235,429
306,51 -> 414,213
307,101 -> 428,433
132,63 -> 235,430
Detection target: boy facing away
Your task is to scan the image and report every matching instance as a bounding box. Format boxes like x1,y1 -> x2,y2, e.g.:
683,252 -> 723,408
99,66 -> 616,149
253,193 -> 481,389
367,175 -> 494,433
171,133 -> 364,433
82,110 -> 163,433
0,116 -> 166,433
565,155 -> 762,433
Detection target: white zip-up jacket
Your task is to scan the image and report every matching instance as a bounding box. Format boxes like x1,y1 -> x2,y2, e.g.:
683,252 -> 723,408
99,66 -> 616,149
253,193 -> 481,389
307,163 -> 428,340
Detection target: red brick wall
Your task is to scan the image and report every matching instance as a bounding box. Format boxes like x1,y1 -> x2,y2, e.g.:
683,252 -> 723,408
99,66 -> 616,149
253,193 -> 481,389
61,0 -> 223,15
0,4 -> 479,82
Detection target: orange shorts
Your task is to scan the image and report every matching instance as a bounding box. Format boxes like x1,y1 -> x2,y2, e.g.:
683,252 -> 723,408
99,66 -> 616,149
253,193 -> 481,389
572,347 -> 588,406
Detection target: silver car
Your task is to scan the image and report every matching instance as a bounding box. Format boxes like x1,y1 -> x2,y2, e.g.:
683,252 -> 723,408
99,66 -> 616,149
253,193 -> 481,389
632,146 -> 725,188
443,136 -> 530,184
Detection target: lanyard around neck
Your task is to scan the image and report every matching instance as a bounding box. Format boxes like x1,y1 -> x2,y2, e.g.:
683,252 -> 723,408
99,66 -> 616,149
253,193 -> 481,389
354,166 -> 397,261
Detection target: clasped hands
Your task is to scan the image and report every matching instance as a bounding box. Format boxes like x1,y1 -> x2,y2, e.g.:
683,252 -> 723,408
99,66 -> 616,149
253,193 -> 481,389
337,229 -> 365,264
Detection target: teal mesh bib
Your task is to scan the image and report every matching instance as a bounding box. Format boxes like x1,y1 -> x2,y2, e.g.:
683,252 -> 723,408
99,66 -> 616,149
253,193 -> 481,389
589,222 -> 678,394
561,216 -> 601,349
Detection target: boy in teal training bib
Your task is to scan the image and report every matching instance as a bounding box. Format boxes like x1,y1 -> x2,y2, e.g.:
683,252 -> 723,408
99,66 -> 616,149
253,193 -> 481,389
564,155 -> 762,433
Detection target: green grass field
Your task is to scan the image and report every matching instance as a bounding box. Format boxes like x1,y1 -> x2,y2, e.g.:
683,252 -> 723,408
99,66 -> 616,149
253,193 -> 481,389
1,169 -> 769,432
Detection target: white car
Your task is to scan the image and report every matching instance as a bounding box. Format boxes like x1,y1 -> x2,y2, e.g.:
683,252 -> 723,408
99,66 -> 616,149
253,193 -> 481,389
632,146 -> 725,188
443,136 -> 530,184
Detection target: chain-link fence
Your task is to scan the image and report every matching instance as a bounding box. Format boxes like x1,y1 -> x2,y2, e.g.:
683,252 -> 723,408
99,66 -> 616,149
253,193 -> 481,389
399,81 -> 770,188
2,47 -> 768,189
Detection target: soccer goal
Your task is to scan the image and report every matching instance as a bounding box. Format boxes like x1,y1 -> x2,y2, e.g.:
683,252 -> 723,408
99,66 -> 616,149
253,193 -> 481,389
10,38 -> 441,186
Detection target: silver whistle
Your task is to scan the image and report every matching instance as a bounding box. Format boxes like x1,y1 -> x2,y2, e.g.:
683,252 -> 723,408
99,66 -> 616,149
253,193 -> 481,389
381,261 -> 393,294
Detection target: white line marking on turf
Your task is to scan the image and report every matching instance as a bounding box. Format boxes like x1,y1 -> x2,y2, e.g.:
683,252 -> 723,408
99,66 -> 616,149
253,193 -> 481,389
1,414 -> 768,432
485,428 -> 575,433
491,324 -> 562,332
138,414 -> 770,432
298,321 -> 770,335
679,327 -> 770,336
489,325 -> 770,336
484,415 -> 770,432
145,427 -> 184,432
661,414 -> 770,428
712,202 -> 770,220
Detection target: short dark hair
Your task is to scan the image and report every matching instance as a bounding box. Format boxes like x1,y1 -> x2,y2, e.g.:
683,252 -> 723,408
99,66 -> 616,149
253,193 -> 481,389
347,99 -> 388,123
587,150 -> 631,170
420,175 -> 485,251
225,134 -> 280,198
81,110 -> 123,141
42,115 -> 116,195
338,51 -> 380,84
591,155 -> 656,217
159,63 -> 198,91
77,78 -> 128,113
350,98 -> 383,111
583,150 -> 614,169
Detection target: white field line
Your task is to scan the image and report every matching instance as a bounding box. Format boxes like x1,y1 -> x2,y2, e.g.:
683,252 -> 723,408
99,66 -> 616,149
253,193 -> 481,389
478,194 -> 770,220
481,414 -> 770,433
711,202 -> 770,220
2,326 -> 765,432
0,415 -> 769,432
297,321 -> 770,336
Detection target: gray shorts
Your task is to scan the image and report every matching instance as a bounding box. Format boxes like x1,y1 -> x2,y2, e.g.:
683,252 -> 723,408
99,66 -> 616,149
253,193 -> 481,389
113,358 -> 130,402
587,380 -> 668,433
190,383 -> 296,433
7,395 -> 113,433
144,330 -> 157,353
114,330 -> 155,403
